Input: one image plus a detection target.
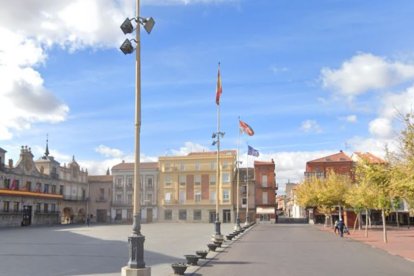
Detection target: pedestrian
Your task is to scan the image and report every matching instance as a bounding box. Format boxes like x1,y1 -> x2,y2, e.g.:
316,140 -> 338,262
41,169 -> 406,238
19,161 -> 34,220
337,219 -> 345,237
86,216 -> 90,227
334,220 -> 339,235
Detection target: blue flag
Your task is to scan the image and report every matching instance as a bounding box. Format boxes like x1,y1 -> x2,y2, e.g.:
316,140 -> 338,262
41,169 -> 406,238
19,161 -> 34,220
248,145 -> 259,157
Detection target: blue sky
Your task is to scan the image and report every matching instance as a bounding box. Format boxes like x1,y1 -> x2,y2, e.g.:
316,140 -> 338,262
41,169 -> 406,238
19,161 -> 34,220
1,0 -> 414,190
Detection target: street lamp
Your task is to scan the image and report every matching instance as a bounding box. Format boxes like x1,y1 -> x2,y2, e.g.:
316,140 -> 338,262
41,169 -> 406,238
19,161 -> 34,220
119,1 -> 154,275
212,131 -> 225,240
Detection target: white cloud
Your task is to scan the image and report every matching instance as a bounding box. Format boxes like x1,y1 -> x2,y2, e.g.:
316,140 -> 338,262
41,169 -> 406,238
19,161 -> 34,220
344,115 -> 357,123
346,136 -> 395,158
170,141 -> 209,156
321,53 -> 414,100
0,0 -> 132,140
143,0 -> 237,5
368,118 -> 393,138
300,120 -> 322,133
95,145 -> 124,158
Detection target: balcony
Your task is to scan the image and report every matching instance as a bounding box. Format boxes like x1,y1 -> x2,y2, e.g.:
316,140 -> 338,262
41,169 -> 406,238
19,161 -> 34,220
63,195 -> 87,201
95,197 -> 108,203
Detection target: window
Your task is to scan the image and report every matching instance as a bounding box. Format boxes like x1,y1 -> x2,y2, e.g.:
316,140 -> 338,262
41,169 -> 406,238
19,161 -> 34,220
147,178 -> 153,189
210,162 -> 216,170
179,175 -> 186,186
164,175 -> 172,186
127,194 -> 132,204
195,175 -> 201,185
262,175 -> 268,187
262,192 -> 268,204
43,184 -> 49,193
179,191 -> 186,203
13,202 -> 19,212
165,192 -> 172,203
193,210 -> 202,220
59,185 -> 64,195
116,177 -> 123,186
164,209 -> 172,220
164,162 -> 171,172
51,185 -> 56,194
210,175 -> 216,185
180,163 -> 185,171
3,201 -> 9,212
242,197 -> 247,205
223,190 -> 230,203
222,161 -> 228,169
195,162 -> 200,171
195,191 -> 201,202
179,209 -> 187,220
146,193 -> 153,203
115,209 -> 122,220
36,203 -> 41,212
222,173 -> 230,183
25,181 -> 31,191
44,203 -> 49,213
99,188 -> 105,200
127,177 -> 133,190
116,194 -> 122,202
51,204 -> 56,212
210,191 -> 216,203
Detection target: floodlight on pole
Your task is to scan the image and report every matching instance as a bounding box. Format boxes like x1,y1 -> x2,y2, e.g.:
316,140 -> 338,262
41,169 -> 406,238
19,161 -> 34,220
120,39 -> 136,55
139,17 -> 155,34
120,17 -> 135,34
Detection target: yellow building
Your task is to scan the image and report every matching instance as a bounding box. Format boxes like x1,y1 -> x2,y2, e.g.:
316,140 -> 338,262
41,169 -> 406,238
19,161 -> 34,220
158,150 -> 236,223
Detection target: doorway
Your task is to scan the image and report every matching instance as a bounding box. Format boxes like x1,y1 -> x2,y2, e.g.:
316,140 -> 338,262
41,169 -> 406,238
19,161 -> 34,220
146,208 -> 153,223
209,211 -> 216,223
22,205 -> 32,226
223,209 -> 231,223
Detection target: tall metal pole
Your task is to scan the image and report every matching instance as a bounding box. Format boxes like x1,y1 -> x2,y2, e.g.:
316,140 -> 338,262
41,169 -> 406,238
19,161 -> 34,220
245,149 -> 249,225
235,117 -> 241,230
215,100 -> 221,236
128,0 -> 145,269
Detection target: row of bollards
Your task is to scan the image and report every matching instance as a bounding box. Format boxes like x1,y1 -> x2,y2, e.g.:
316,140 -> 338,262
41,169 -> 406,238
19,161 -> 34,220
171,222 -> 256,275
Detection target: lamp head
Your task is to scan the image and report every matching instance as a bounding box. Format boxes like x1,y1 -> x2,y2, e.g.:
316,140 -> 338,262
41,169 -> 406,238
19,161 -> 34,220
142,17 -> 155,34
212,133 -> 217,139
212,141 -> 217,146
120,39 -> 134,55
120,18 -> 135,34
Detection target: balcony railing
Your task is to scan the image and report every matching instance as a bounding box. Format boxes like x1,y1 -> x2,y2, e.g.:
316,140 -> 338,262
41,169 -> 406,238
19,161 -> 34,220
63,195 -> 87,201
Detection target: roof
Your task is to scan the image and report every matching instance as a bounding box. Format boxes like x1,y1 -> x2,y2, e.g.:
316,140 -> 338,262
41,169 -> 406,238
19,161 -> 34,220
88,175 -> 113,182
0,147 -> 6,153
352,152 -> 386,164
254,160 -> 275,166
307,151 -> 352,163
187,150 -> 236,156
112,162 -> 158,171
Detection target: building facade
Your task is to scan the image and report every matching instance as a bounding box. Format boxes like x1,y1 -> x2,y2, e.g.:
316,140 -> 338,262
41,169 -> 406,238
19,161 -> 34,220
158,150 -> 236,223
254,160 -> 277,223
235,167 -> 256,223
88,173 -> 112,223
111,161 -> 158,223
0,146 -> 63,227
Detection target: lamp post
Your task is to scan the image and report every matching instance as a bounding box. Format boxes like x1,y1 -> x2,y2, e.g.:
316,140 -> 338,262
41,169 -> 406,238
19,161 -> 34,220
212,131 -> 224,239
119,1 -> 154,275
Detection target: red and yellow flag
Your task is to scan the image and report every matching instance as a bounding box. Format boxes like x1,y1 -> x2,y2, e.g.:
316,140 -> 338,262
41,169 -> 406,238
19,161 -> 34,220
215,63 -> 222,105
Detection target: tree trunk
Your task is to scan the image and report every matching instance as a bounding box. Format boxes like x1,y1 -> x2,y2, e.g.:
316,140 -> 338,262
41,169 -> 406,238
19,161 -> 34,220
358,212 -> 362,230
365,209 -> 369,238
353,212 -> 359,232
381,209 -> 388,243
396,210 -> 400,227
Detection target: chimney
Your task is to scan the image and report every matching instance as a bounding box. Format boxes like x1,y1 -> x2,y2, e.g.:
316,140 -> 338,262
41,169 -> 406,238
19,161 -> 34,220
8,159 -> 13,168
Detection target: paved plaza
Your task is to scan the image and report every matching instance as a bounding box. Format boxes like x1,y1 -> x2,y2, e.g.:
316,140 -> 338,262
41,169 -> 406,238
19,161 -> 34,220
1,223 -> 414,276
0,223 -> 235,276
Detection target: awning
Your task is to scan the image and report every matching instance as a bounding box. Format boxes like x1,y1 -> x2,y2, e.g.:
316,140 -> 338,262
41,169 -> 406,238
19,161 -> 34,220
256,207 -> 275,214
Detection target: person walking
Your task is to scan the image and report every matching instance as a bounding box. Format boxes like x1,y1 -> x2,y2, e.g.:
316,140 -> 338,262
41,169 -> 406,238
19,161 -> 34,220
337,219 -> 345,237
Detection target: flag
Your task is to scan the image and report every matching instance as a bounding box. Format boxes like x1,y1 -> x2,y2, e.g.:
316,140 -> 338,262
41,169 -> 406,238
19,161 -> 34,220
248,145 -> 259,157
215,64 -> 222,105
239,120 -> 254,136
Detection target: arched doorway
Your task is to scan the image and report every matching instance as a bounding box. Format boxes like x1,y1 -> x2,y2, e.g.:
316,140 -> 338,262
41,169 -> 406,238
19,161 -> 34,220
62,207 -> 74,224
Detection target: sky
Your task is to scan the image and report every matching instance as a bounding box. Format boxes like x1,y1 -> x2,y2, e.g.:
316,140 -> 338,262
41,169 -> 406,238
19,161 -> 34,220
1,0 -> 414,193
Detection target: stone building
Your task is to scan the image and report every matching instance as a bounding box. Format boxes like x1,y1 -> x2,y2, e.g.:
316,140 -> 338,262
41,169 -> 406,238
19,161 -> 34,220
234,167 -> 255,223
0,146 -> 63,227
111,161 -> 158,223
254,160 -> 277,223
88,171 -> 112,223
158,150 -> 236,223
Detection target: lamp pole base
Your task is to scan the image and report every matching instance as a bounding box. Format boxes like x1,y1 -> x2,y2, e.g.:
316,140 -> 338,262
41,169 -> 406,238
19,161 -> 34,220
122,266 -> 151,276
234,217 -> 241,231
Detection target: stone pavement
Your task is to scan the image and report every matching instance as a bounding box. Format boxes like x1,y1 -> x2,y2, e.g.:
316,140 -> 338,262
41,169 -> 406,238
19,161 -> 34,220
317,224 -> 414,262
192,223 -> 414,276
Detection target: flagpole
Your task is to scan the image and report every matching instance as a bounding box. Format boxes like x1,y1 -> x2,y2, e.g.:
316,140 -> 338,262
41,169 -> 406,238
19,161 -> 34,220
235,116 -> 241,231
214,62 -> 222,240
245,144 -> 249,226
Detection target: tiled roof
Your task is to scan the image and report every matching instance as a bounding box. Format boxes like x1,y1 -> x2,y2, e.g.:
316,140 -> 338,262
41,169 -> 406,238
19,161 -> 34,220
353,152 -> 386,164
307,151 -> 352,163
112,162 -> 158,171
88,175 -> 113,182
254,160 -> 274,165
